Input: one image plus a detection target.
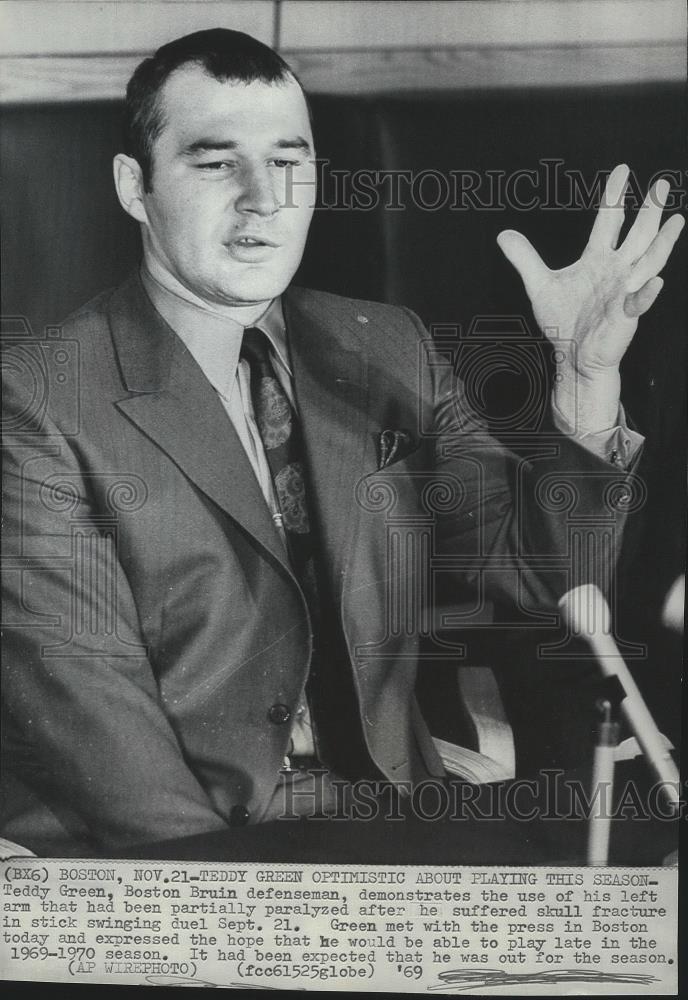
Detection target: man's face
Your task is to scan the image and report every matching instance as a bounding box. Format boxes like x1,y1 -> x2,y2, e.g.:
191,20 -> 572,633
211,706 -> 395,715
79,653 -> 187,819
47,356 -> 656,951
136,66 -> 316,308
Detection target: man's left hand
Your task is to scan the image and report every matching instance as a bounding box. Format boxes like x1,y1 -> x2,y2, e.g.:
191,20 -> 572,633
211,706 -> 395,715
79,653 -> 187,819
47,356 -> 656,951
497,164 -> 684,431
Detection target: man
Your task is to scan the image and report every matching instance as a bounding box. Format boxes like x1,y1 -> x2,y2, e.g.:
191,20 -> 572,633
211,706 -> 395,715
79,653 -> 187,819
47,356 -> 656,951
1,29 -> 682,856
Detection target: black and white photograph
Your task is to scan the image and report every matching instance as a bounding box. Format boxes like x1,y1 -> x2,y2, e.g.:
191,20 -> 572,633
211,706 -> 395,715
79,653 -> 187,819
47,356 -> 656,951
1,0 -> 684,992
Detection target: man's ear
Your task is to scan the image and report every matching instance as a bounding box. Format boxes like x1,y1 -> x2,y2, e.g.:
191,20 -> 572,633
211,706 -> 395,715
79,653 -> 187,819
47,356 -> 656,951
113,154 -> 148,224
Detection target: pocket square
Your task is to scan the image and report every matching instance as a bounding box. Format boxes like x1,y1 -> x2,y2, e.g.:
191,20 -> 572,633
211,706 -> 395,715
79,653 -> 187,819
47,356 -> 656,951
378,428 -> 417,470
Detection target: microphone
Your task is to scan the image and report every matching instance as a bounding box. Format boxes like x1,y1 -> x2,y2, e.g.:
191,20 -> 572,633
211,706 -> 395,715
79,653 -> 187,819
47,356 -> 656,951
661,574 -> 684,633
558,584 -> 680,813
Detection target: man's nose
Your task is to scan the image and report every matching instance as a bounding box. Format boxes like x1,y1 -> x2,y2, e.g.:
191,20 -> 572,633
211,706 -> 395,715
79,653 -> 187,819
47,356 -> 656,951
235,166 -> 279,216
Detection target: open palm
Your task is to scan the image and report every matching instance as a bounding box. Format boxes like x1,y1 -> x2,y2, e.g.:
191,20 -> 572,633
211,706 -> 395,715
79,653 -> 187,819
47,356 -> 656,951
497,165 -> 684,378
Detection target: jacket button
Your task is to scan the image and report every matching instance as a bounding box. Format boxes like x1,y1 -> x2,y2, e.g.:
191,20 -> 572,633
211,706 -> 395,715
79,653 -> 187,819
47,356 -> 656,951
230,804 -> 250,826
268,703 -> 291,725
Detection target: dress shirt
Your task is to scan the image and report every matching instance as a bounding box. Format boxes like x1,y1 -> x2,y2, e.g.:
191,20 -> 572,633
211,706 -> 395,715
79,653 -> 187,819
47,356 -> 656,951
551,397 -> 644,469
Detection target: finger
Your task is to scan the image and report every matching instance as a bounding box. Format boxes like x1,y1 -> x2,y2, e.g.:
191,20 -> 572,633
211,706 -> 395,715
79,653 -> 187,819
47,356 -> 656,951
624,276 -> 663,318
620,177 -> 671,262
588,164 -> 630,250
496,230 -> 549,301
627,214 -> 685,292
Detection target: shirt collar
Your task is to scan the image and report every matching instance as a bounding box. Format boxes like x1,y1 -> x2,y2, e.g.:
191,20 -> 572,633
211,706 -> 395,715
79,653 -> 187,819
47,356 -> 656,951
140,264 -> 291,401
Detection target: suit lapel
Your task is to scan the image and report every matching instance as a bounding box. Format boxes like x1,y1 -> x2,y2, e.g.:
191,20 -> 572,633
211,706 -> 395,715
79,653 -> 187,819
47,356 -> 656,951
283,288 -> 371,588
108,274 -> 291,574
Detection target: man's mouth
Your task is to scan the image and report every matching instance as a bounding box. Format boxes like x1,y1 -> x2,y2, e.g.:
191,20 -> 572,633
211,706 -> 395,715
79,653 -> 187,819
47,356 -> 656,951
230,235 -> 279,248
225,235 -> 280,263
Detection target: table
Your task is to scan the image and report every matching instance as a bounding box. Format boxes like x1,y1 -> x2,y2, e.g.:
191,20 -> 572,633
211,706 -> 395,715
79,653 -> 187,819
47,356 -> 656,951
120,761 -> 679,864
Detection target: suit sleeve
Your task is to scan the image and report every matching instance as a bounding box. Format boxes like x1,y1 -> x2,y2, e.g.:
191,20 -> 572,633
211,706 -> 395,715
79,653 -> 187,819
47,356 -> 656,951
2,365 -> 230,850
401,307 -> 641,615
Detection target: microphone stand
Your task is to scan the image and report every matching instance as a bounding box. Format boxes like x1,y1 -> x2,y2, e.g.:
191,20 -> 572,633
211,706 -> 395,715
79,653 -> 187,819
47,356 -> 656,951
559,584 -> 681,816
587,698 -> 620,866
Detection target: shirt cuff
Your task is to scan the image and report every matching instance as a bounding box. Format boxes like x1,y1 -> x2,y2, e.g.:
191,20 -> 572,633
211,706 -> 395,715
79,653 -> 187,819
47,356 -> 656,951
551,399 -> 645,469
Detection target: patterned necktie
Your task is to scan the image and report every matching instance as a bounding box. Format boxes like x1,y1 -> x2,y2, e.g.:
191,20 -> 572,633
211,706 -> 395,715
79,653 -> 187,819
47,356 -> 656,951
239,328 -> 318,607
240,329 -> 377,781
240,328 -> 322,765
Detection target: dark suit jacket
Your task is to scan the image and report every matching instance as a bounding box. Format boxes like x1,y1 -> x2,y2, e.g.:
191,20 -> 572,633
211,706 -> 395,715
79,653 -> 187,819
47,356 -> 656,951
1,273 -> 630,855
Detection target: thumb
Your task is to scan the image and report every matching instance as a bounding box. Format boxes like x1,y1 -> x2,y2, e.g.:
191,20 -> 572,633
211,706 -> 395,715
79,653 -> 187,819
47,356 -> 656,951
497,229 -> 549,302
624,276 -> 663,318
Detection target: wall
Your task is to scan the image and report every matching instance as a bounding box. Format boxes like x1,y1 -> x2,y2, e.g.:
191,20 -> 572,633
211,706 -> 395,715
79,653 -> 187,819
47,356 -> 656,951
0,0 -> 684,101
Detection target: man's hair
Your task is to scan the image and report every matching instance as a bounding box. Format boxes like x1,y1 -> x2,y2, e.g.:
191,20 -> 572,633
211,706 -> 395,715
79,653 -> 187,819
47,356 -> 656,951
124,28 -> 298,191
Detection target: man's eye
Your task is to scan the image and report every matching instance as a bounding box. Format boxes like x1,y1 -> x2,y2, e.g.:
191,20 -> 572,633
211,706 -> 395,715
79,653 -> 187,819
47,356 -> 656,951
197,161 -> 235,171
271,159 -> 299,168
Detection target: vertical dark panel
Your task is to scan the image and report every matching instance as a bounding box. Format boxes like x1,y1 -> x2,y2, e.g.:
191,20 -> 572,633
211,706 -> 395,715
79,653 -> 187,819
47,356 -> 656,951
293,94 -> 389,301
1,102 -> 140,335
